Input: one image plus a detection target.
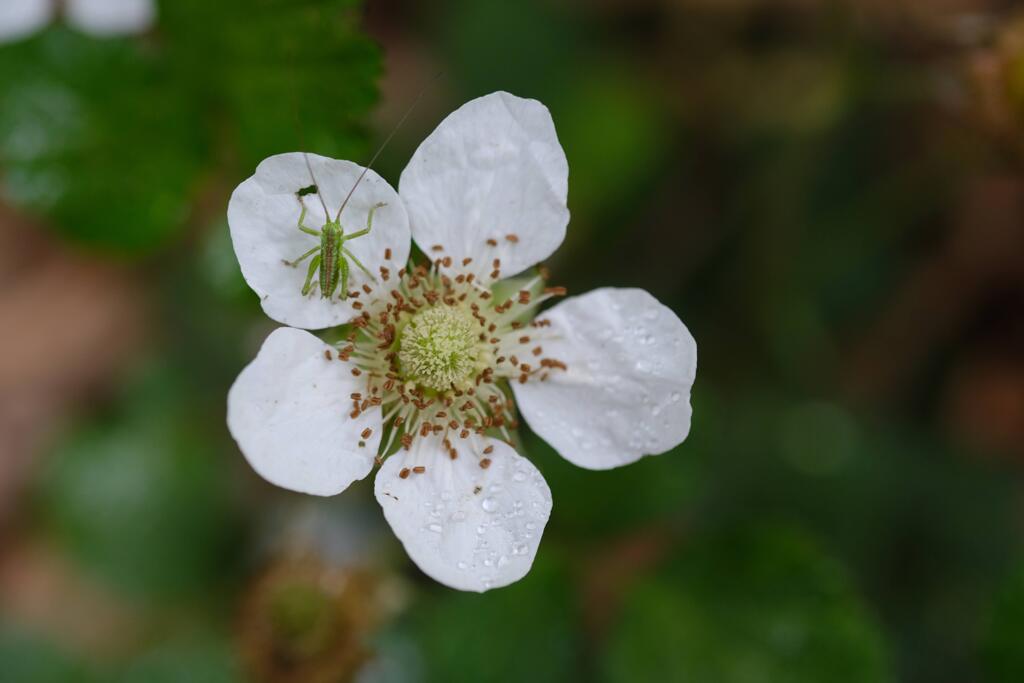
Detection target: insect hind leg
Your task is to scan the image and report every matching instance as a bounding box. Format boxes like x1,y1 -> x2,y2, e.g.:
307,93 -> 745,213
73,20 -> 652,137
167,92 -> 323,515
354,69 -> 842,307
301,254 -> 322,296
341,246 -> 376,281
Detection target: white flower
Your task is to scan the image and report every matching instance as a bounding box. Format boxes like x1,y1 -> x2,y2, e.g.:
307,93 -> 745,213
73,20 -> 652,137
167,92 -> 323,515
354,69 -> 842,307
226,92 -> 698,592
0,0 -> 155,43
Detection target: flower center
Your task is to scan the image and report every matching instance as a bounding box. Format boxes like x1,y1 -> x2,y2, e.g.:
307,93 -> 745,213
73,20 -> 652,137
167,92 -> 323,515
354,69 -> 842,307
398,306 -> 486,391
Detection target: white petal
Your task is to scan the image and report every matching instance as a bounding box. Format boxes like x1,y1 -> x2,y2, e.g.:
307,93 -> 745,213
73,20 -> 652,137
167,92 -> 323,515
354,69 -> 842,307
375,436 -> 552,592
513,288 -> 697,470
399,91 -> 569,277
228,152 -> 411,329
65,0 -> 155,37
227,327 -> 381,496
0,0 -> 51,43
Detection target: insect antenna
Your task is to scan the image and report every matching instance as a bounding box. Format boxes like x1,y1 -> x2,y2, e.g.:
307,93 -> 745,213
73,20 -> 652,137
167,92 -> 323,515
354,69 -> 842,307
334,73 -> 442,223
298,152 -> 331,219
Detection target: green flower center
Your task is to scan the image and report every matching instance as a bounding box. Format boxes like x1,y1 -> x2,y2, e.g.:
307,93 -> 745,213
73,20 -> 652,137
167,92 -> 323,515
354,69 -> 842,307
398,305 -> 485,392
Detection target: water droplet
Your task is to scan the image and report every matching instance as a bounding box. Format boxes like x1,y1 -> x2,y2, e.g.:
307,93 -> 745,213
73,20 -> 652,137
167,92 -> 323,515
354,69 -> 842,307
525,522 -> 537,530
636,359 -> 651,373
512,542 -> 529,555
476,524 -> 487,535
481,497 -> 498,513
670,391 -> 682,403
457,561 -> 468,570
497,555 -> 509,567
451,510 -> 467,522
427,523 -> 443,533
512,470 -> 527,482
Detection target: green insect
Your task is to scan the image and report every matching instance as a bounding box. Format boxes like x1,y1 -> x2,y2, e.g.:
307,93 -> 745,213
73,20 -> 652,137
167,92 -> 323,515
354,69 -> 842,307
284,154 -> 384,301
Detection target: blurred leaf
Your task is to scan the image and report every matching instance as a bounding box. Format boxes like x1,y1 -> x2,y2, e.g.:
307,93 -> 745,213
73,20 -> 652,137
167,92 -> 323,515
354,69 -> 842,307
161,0 -> 380,170
604,525 -> 892,683
0,623 -> 97,683
117,635 -> 239,683
983,564 -> 1024,681
405,560 -> 580,683
0,28 -> 203,253
40,369 -> 241,600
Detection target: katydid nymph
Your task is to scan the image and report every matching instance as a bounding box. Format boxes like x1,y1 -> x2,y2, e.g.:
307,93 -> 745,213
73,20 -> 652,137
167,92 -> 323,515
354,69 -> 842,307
284,155 -> 383,301
284,82 -> 434,300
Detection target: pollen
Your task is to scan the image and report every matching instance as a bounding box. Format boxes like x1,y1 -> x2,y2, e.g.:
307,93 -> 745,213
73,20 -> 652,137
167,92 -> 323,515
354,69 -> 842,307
397,305 -> 486,392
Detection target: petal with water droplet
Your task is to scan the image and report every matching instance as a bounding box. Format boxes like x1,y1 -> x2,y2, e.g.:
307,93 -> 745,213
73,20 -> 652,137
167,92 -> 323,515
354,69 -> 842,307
374,436 -> 552,592
227,327 -> 381,495
514,287 -> 697,470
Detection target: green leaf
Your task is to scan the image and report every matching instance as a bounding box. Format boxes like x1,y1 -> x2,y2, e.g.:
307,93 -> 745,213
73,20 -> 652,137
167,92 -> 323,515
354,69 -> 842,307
40,371 -> 241,600
405,560 -> 580,683
604,525 -> 893,683
0,28 -> 202,253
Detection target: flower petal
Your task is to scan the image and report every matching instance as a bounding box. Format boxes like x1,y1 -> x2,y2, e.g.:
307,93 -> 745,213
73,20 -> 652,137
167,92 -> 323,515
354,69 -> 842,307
513,288 -> 697,470
227,327 -> 381,496
0,0 -> 50,43
375,436 -> 552,592
228,152 -> 411,329
65,0 -> 156,37
399,91 -> 569,277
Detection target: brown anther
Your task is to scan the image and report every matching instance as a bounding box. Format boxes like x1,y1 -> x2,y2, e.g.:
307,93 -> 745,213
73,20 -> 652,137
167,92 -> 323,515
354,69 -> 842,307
519,335 -> 530,344
361,428 -> 373,439
505,234 -> 519,243
519,373 -> 528,384
363,284 -> 373,294
462,257 -> 473,266
351,368 -> 362,376
483,445 -> 494,454
352,301 -> 363,310
479,458 -> 492,469
459,429 -> 470,439
544,286 -> 567,296
380,266 -> 391,281
350,392 -> 362,400
401,434 -> 413,450
412,466 -> 426,474
486,238 -> 498,247
449,448 -> 459,460
399,468 -> 410,479
532,346 -> 543,356
518,291 -> 531,304
324,349 -> 333,360
431,244 -> 444,252
385,247 -> 392,260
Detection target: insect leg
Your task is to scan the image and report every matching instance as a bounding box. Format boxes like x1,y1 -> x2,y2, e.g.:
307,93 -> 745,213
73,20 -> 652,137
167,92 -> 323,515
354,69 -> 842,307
338,252 -> 350,300
296,201 -> 321,237
342,202 -> 386,242
283,245 -> 320,267
341,246 -> 376,280
301,254 -> 322,296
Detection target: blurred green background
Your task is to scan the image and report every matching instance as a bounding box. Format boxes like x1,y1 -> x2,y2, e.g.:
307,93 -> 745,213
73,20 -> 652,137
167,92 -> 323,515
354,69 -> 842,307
2,0 -> 1024,681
